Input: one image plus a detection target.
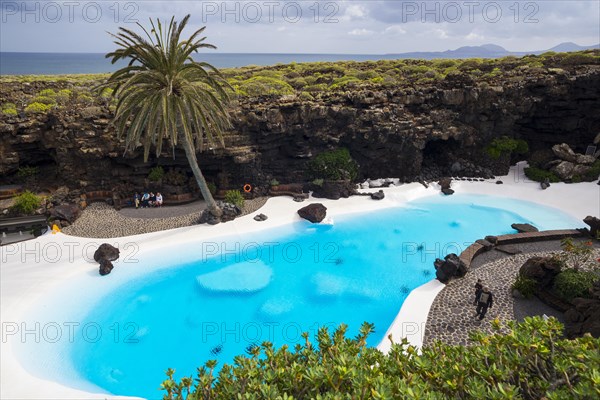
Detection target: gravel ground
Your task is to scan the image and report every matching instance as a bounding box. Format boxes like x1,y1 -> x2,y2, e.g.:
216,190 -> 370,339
118,200 -> 207,219
62,197 -> 268,238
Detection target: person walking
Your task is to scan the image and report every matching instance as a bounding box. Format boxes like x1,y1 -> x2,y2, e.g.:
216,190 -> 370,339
473,279 -> 483,305
475,287 -> 493,320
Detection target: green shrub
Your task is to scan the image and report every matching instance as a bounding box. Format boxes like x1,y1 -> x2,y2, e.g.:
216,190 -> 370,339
24,102 -> 52,114
2,103 -> 18,116
161,317 -> 600,399
163,169 -> 187,186
17,166 -> 39,179
432,59 -> 457,69
147,166 -> 164,182
584,159 -> 600,181
458,59 -> 483,71
77,93 -> 94,104
512,273 -> 537,298
207,182 -> 217,195
56,89 -> 72,102
297,91 -> 314,101
355,70 -> 380,80
553,269 -> 598,302
11,191 -> 42,215
312,178 -> 324,187
559,237 -> 595,271
401,64 -> 431,76
304,83 -> 328,93
527,149 -> 555,168
330,75 -> 361,90
237,76 -> 294,96
270,179 -> 279,186
559,53 -> 599,66
38,88 -> 56,97
224,189 -> 244,209
288,77 -> 307,89
2,108 -> 17,116
486,136 -> 529,159
524,167 -> 560,183
308,148 -> 358,181
33,95 -> 57,105
484,67 -> 502,78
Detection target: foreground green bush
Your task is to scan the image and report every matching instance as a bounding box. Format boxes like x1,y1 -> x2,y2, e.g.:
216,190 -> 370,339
308,148 -> 358,181
553,269 -> 598,302
161,317 -> 600,399
11,191 -> 41,215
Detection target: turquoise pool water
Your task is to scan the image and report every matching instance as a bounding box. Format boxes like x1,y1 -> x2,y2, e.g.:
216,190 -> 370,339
67,194 -> 582,398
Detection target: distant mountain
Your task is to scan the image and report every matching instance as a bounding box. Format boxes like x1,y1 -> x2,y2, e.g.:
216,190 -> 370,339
548,42 -> 599,52
386,42 -> 599,60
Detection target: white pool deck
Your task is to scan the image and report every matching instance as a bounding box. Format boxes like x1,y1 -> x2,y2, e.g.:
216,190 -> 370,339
1,162 -> 599,399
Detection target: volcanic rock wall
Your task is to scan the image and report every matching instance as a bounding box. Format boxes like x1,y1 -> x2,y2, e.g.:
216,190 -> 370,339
1,66 -> 599,195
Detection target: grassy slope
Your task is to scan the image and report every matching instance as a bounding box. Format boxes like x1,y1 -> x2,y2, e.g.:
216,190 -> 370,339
1,50 -> 599,116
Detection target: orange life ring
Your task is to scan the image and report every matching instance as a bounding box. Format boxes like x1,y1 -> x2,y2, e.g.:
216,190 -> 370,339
243,184 -> 252,193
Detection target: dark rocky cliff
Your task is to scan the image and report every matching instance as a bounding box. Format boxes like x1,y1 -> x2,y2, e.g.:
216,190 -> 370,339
1,59 -> 599,197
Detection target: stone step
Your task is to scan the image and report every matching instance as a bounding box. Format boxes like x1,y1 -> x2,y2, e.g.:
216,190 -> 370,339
0,185 -> 23,200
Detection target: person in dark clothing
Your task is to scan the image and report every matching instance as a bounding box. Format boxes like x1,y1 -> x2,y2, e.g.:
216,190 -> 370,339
475,287 -> 493,320
473,279 -> 483,305
149,192 -> 156,207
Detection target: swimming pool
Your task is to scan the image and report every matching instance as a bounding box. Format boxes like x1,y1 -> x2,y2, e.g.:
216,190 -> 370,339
17,194 -> 584,399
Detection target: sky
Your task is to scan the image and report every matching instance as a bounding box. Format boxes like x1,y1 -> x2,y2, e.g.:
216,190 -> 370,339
1,1 -> 599,54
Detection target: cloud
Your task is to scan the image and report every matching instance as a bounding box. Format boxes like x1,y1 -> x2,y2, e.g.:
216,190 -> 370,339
348,28 -> 375,36
434,29 -> 449,39
344,4 -> 368,19
466,32 -> 485,41
0,1 -> 598,54
384,25 -> 407,35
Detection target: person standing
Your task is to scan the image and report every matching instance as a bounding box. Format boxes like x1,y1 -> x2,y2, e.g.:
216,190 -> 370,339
473,279 -> 483,305
134,192 -> 140,209
475,287 -> 493,320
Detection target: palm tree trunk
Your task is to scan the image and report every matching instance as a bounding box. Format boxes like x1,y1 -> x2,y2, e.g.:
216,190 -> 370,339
181,135 -> 222,217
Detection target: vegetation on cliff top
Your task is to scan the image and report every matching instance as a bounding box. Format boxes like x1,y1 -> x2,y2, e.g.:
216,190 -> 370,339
1,50 -> 598,117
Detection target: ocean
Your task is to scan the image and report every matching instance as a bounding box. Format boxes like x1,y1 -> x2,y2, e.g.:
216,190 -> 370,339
0,52 -> 396,75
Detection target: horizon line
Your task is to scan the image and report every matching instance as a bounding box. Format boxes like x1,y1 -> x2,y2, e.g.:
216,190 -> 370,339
2,43 -> 598,57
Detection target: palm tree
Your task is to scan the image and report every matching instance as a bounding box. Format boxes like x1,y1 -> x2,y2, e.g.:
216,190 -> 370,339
101,15 -> 230,218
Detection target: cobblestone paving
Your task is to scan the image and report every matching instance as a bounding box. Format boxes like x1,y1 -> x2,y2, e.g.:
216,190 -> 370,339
423,249 -> 600,346
62,197 -> 268,238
